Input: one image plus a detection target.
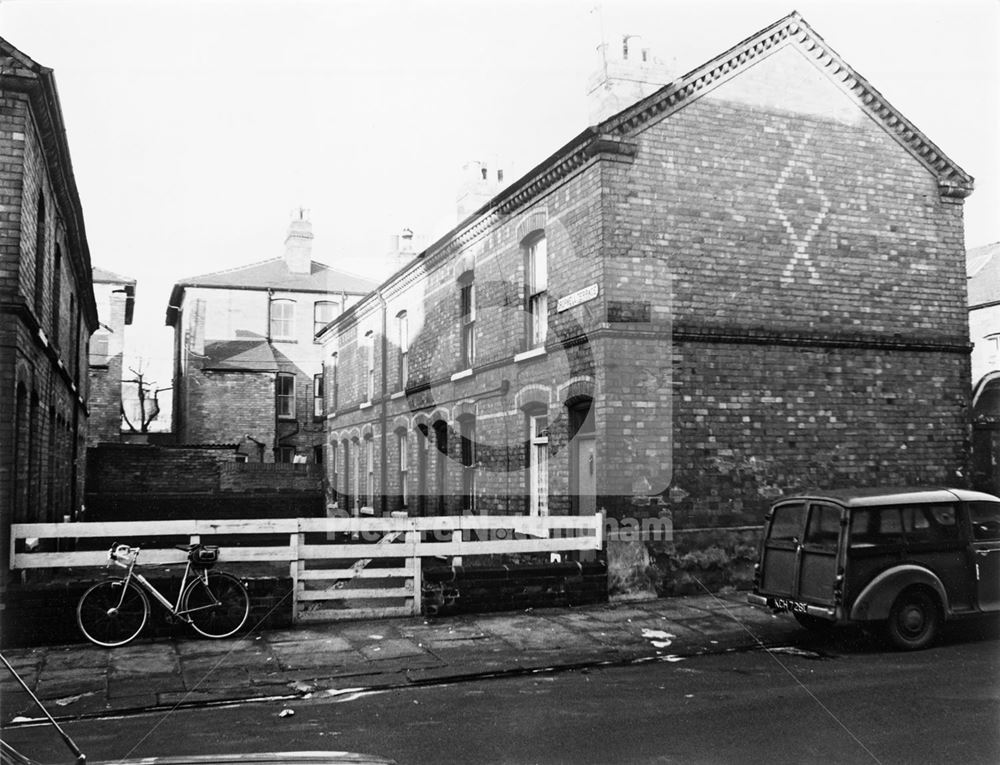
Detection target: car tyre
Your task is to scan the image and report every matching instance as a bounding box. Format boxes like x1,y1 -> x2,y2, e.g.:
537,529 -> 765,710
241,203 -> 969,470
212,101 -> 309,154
886,587 -> 941,651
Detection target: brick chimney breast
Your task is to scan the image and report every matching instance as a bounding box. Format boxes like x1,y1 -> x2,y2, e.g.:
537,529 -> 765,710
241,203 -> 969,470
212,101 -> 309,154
284,208 -> 314,274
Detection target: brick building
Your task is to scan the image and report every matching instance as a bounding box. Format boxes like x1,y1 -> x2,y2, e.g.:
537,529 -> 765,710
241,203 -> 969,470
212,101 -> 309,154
87,266 -> 135,444
0,39 -> 99,585
165,212 -> 378,462
318,13 -> 975,596
968,242 -> 1000,493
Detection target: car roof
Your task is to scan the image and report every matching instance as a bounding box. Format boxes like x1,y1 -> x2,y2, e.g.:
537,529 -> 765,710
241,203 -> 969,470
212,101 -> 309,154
774,487 -> 1000,508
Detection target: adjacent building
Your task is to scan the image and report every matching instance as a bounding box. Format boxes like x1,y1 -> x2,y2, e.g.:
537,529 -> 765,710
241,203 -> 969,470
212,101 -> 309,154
318,13 -> 974,595
87,267 -> 135,444
165,212 -> 378,462
0,39 -> 99,584
968,242 -> 1000,493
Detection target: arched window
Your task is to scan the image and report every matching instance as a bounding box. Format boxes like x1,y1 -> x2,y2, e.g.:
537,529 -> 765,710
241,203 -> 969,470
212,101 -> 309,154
365,330 -> 375,402
397,311 -> 409,389
314,300 -> 338,336
526,407 -> 549,516
524,235 -> 548,348
397,429 -> 409,510
458,273 -> 475,368
460,415 -> 477,512
33,193 -> 46,319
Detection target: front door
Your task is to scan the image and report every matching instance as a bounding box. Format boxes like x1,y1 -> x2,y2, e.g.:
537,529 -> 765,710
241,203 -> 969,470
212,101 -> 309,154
574,436 -> 597,515
968,500 -> 1000,611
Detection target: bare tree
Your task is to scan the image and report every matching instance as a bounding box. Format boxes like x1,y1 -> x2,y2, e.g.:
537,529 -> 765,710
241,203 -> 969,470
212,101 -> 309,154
121,363 -> 171,433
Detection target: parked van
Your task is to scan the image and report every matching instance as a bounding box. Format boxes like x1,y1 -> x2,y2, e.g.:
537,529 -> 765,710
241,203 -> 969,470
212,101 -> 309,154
748,487 -> 1000,649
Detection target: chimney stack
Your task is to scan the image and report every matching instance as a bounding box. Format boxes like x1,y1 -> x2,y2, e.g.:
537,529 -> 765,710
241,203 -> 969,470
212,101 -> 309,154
586,33 -> 676,124
456,159 -> 510,222
284,208 -> 314,275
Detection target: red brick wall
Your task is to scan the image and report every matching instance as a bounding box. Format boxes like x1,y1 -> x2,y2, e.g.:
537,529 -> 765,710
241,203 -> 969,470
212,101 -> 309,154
1,87 -> 95,588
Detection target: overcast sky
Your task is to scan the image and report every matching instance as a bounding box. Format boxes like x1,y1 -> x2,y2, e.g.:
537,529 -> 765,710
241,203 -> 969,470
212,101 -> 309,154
2,0 -> 998,395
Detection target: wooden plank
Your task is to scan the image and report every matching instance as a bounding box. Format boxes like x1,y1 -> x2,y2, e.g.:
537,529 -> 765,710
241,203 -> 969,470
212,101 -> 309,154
296,606 -> 413,622
11,518 -> 300,540
298,544 -> 416,560
298,566 -> 413,581
297,587 -> 413,600
12,546 -> 295,569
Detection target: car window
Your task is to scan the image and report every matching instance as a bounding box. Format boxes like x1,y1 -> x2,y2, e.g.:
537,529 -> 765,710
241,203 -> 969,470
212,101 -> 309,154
900,503 -> 960,543
849,507 -> 904,547
803,504 -> 841,549
768,502 -> 805,541
968,501 -> 1000,542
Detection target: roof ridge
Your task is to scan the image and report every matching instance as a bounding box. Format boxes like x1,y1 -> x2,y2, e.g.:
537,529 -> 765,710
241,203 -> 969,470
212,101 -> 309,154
176,256 -> 284,284
598,12 -> 973,195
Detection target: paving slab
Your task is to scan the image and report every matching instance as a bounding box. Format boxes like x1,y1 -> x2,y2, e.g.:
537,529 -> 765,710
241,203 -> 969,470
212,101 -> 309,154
357,638 -> 424,661
33,670 -> 106,700
41,646 -> 110,671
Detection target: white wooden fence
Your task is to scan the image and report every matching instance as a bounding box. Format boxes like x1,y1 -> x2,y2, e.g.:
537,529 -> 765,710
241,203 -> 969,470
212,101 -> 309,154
10,514 -> 603,621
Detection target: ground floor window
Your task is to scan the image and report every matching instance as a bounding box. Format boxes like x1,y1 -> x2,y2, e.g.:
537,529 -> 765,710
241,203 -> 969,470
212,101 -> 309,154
528,412 -> 549,516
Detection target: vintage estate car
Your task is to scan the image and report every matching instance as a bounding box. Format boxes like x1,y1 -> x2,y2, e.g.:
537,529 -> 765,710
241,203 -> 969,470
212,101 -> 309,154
748,487 -> 1000,649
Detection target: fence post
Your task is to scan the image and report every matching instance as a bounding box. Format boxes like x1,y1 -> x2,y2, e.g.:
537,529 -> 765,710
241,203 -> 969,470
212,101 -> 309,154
406,519 -> 421,617
290,527 -> 302,623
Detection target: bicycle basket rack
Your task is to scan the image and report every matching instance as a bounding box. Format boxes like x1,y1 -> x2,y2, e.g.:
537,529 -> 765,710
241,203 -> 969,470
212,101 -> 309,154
189,545 -> 219,568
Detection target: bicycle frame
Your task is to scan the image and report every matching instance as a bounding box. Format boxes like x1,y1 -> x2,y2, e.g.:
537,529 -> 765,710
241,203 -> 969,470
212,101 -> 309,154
108,546 -> 220,622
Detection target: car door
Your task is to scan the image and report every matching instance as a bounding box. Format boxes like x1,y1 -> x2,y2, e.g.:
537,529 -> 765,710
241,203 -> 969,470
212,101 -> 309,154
967,501 -> 1000,612
797,502 -> 844,605
760,501 -> 808,598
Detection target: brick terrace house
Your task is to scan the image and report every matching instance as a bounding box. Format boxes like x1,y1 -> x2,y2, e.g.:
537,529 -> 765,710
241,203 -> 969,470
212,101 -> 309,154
87,266 -> 135,444
317,13 -> 975,596
967,242 -> 1000,493
165,213 -> 378,463
0,39 -> 99,586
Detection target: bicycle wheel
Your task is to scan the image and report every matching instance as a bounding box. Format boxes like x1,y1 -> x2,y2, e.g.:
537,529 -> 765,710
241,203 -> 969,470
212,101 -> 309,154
181,571 -> 250,638
77,578 -> 150,647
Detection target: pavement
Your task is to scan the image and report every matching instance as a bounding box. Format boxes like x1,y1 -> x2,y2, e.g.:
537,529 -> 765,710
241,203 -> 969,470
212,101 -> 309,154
1,590 -> 808,724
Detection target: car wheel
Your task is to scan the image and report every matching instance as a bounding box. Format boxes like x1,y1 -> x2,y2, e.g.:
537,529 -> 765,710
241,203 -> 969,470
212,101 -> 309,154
793,612 -> 835,632
886,587 -> 941,651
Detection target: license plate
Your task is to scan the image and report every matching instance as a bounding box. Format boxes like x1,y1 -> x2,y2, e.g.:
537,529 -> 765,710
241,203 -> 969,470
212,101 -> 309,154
771,597 -> 808,614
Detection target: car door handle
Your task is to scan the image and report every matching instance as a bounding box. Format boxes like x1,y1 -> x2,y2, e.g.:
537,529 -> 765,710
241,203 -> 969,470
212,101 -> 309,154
975,548 -> 1000,556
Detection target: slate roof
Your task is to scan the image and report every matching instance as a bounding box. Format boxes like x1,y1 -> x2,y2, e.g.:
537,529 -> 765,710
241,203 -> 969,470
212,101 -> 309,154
967,242 -> 1000,307
166,258 -> 378,326
200,339 -> 278,372
92,266 -> 137,324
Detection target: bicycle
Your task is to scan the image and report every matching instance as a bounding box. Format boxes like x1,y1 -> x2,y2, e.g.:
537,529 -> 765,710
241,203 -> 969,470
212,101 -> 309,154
76,543 -> 251,647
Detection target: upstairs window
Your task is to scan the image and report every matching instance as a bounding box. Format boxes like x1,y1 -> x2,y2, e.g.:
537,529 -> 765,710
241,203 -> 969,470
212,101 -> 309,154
459,273 -> 475,368
313,373 -> 324,418
276,372 -> 296,418
397,310 -> 409,389
330,352 -> 339,411
365,330 -> 375,402
270,299 -> 295,341
314,300 -> 338,337
33,193 -> 46,319
525,236 -> 548,347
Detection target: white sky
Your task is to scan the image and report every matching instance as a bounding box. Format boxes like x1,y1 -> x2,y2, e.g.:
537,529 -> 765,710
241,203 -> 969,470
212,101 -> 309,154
2,0 -> 998,398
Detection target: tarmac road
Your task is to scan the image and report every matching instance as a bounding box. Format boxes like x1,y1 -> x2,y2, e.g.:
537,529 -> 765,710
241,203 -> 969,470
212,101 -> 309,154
4,628 -> 998,765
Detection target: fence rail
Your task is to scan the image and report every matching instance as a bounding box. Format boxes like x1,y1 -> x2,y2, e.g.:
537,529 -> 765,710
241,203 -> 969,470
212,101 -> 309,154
11,514 -> 603,621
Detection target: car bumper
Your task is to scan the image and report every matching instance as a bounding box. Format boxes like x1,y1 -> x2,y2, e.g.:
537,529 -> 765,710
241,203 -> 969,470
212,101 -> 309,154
747,593 -> 837,620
